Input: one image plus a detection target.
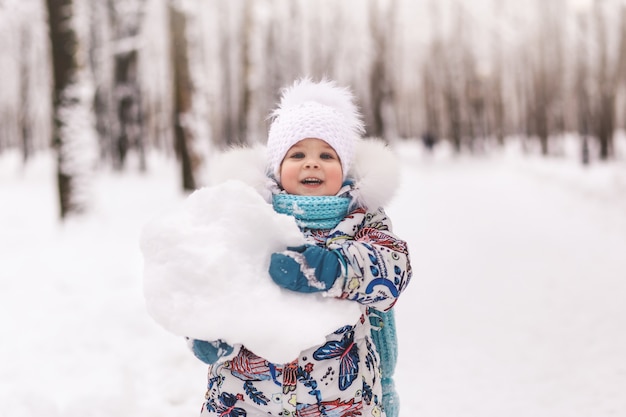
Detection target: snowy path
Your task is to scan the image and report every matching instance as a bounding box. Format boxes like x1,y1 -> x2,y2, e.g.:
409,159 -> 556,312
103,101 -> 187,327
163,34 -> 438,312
391,152 -> 626,417
1,147 -> 626,416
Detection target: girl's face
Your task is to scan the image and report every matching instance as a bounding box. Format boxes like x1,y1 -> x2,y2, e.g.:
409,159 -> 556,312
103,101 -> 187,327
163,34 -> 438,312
279,138 -> 343,196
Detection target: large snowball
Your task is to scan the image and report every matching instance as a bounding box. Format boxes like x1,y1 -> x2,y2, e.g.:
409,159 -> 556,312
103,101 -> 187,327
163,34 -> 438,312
140,180 -> 361,363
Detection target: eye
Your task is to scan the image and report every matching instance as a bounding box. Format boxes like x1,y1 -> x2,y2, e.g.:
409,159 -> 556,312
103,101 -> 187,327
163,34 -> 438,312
289,152 -> 305,159
320,152 -> 335,160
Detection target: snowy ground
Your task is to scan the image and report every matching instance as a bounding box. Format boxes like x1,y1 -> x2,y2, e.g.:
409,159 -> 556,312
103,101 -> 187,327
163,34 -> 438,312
1,136 -> 626,417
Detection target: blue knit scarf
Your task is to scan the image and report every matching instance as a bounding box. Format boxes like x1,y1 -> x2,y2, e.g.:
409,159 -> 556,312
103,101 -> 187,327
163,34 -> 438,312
272,194 -> 351,230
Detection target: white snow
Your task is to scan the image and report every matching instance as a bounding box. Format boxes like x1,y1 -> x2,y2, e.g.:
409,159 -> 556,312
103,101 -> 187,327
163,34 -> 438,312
141,180 -> 360,363
1,136 -> 626,416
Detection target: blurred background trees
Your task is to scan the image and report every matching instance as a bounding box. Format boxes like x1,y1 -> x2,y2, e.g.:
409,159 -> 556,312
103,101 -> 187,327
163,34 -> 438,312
1,0 -> 625,217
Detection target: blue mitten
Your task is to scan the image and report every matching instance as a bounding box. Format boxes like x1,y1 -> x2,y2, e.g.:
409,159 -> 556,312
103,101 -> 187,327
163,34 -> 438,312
187,338 -> 234,364
269,245 -> 343,293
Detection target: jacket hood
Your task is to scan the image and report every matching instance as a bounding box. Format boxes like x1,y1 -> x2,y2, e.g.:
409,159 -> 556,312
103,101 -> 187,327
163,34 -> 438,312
206,138 -> 400,210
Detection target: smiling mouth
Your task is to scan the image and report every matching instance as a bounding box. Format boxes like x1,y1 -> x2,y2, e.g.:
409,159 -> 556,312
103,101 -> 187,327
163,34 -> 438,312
301,178 -> 323,185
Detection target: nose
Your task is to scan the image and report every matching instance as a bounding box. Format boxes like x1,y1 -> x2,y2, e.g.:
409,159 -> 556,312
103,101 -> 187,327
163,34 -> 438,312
304,158 -> 320,169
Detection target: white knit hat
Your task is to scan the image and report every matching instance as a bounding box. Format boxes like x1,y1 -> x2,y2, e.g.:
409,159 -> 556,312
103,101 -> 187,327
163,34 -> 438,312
266,78 -> 365,180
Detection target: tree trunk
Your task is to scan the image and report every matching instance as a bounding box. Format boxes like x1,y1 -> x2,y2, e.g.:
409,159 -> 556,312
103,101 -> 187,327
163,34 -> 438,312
46,0 -> 81,218
113,49 -> 144,168
19,24 -> 33,163
422,65 -> 440,148
368,0 -> 397,139
170,3 -> 196,191
596,93 -> 615,160
576,15 -> 592,165
444,87 -> 463,153
592,2 -> 618,160
108,0 -> 146,170
239,0 -> 252,144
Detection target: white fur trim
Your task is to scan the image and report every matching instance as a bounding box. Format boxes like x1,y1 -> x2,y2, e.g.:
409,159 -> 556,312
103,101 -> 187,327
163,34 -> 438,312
206,138 -> 400,208
349,138 -> 400,209
206,143 -> 273,202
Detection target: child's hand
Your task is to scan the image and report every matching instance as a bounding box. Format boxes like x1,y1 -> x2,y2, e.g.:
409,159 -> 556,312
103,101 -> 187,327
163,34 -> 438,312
269,245 -> 342,293
187,338 -> 234,364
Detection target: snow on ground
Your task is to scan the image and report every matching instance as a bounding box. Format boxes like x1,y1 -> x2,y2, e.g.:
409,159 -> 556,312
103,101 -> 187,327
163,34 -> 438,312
1,137 -> 626,417
391,137 -> 626,416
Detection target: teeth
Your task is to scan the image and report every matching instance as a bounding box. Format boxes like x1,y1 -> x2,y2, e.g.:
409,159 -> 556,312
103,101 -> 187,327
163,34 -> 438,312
302,178 -> 322,184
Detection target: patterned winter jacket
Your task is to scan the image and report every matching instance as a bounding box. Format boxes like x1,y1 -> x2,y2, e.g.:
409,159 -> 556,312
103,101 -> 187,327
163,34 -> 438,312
193,206 -> 410,417
191,140 -> 412,417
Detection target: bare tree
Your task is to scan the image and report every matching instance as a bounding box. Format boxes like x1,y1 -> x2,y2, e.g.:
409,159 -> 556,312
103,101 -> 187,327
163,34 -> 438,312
575,14 -> 593,164
10,0 -> 624,176
90,0 -> 115,163
464,50 -> 488,153
169,2 -> 199,191
18,23 -> 33,161
593,2 -> 615,159
487,19 -> 506,146
108,0 -> 146,169
588,0 -> 626,160
529,63 -> 551,155
238,0 -> 253,143
368,0 -> 397,140
441,5 -> 470,153
422,58 -> 442,145
214,0 -> 253,146
417,1 -> 446,147
616,6 -> 626,87
488,64 -> 506,146
524,0 -> 566,155
139,0 -> 174,154
616,6 -> 626,133
1,3 -> 50,158
46,0 -> 97,218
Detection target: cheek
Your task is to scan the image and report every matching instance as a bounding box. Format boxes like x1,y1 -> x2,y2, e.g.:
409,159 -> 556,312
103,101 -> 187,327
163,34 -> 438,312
280,162 -> 296,179
326,165 -> 344,190
330,164 -> 343,180
279,163 -> 299,189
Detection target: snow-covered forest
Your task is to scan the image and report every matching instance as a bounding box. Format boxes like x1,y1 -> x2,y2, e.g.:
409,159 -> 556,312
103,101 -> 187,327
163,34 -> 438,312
1,0 -> 626,218
2,1 -> 626,416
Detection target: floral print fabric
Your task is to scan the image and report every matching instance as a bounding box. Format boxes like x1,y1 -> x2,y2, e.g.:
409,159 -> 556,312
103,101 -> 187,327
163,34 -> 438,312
199,207 -> 411,417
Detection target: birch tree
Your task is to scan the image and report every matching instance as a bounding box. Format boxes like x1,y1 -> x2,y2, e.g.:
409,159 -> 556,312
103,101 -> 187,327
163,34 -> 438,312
46,0 -> 97,218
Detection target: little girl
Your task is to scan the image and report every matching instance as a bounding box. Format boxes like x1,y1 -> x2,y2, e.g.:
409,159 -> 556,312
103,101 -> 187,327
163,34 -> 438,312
188,78 -> 412,417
